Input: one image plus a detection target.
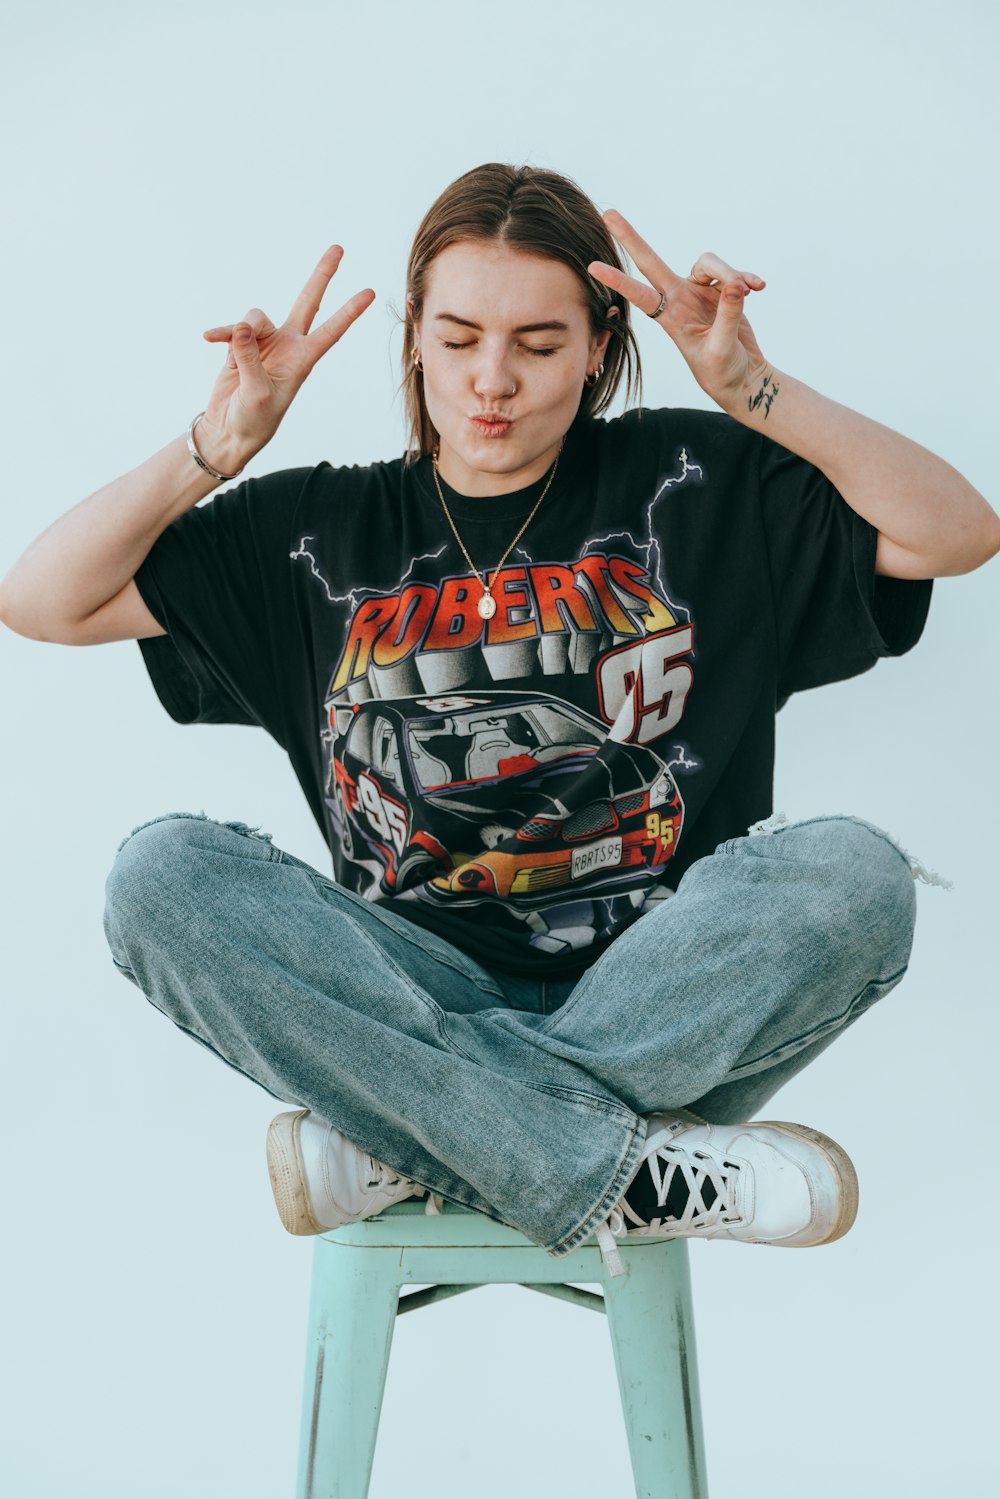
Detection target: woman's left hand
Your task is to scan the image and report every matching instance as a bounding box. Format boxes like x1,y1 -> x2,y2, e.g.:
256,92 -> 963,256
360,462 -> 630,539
588,209 -> 770,413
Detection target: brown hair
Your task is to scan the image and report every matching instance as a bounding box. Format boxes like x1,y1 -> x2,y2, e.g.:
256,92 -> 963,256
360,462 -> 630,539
396,162 -> 644,464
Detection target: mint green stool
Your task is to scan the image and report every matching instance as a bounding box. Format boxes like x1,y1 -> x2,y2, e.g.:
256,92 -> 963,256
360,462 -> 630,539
295,1197 -> 708,1498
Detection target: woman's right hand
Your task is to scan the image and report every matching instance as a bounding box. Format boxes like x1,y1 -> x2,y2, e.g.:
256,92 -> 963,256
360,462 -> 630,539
196,245 -> 375,473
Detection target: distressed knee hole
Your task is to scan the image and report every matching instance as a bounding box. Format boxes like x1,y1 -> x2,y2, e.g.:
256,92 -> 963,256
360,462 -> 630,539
747,811 -> 952,890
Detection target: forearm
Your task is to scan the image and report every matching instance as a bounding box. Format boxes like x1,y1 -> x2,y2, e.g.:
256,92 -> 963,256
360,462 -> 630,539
588,220 -> 996,575
0,425 -> 242,635
724,367 -> 1000,576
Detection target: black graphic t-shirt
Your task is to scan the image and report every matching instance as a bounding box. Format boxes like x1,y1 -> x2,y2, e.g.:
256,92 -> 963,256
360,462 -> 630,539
133,405 -> 932,978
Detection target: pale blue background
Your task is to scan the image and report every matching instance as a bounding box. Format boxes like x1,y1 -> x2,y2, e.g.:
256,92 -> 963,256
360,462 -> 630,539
1,1 -> 997,1495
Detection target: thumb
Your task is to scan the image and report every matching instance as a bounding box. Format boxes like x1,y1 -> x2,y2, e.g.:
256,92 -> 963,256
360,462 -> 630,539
231,322 -> 270,398
713,281 -> 746,330
704,281 -> 747,363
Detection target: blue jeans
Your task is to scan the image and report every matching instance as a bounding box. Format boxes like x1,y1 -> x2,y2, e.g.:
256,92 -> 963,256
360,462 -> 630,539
101,811 -> 917,1261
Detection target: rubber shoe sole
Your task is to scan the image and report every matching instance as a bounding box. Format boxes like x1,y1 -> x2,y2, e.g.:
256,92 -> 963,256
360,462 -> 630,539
754,1120 -> 859,1244
266,1110 -> 326,1236
623,1111 -> 859,1247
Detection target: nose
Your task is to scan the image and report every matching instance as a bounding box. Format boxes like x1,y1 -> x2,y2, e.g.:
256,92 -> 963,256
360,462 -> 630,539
472,342 -> 517,400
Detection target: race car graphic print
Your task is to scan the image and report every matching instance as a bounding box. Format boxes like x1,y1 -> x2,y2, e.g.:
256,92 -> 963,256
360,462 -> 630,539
324,690 -> 684,907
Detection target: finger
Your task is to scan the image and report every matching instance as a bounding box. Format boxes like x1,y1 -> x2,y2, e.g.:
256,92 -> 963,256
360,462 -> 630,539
204,307 -> 276,341
587,260 -> 671,319
241,307 -> 277,337
707,281 -> 749,351
304,286 -> 376,364
202,323 -> 240,370
209,310 -> 275,369
286,244 -> 346,334
601,208 -> 683,295
690,252 -> 765,291
230,322 -> 272,399
231,308 -> 274,368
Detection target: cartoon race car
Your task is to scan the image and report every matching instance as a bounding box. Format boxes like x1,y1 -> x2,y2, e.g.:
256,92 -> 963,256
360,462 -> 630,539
323,690 -> 683,903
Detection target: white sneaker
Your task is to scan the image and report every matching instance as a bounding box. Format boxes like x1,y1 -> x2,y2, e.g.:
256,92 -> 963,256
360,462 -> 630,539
594,1110 -> 859,1277
266,1109 -> 444,1235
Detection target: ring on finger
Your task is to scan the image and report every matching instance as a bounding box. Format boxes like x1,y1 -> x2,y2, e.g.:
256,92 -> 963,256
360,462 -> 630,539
647,288 -> 667,320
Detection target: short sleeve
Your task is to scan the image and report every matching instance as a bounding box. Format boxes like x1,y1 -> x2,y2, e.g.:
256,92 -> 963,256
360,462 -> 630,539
756,434 -> 932,704
133,466 -> 313,740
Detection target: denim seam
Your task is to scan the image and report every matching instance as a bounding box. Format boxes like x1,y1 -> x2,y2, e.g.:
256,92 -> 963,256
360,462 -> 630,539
474,1012 -> 642,1120
307,900 -> 638,1168
320,898 -> 498,1064
725,964 -> 909,1076
515,1077 -> 637,1120
529,980 -> 603,1040
146,1001 -> 285,1096
300,868 -> 507,1002
546,1112 -> 647,1258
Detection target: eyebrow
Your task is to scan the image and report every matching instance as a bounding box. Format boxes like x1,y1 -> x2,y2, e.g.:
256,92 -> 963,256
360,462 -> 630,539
433,313 -> 570,334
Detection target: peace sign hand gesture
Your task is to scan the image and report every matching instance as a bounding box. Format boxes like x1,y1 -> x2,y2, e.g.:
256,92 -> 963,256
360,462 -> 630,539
588,210 -> 772,416
196,245 -> 375,474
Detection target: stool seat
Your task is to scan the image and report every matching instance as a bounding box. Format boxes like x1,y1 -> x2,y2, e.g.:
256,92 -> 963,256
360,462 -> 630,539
296,1198 -> 708,1498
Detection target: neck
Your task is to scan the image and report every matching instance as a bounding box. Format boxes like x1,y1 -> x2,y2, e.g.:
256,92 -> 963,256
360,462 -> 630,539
433,433 -> 566,497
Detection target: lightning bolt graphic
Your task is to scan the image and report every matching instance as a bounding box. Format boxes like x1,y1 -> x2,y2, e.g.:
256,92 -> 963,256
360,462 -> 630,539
289,536 -> 340,604
290,535 -> 448,613
395,543 -> 450,585
295,533 -> 454,711
294,446 -> 698,615
666,743 -> 700,773
579,448 -> 702,622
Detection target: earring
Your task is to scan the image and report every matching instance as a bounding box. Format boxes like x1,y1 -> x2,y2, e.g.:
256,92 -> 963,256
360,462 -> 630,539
584,363 -> 604,388
412,349 -> 423,372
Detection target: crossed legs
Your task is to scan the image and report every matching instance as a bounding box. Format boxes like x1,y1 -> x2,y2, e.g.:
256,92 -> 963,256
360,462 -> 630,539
102,811 -> 916,1257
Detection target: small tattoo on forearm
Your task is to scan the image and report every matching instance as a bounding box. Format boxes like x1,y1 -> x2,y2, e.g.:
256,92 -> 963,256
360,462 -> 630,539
748,371 -> 780,420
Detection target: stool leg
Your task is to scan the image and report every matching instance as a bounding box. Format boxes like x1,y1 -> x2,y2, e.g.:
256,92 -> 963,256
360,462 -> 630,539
602,1242 -> 708,1499
297,1241 -> 402,1499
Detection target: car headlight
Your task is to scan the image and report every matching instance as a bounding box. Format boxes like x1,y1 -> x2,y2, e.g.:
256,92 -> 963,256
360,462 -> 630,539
648,770 -> 674,808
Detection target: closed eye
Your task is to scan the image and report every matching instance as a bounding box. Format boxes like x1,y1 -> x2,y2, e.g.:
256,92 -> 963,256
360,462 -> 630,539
440,341 -> 559,357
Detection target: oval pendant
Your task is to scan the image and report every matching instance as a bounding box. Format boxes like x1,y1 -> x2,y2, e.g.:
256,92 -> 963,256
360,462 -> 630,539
477,591 -> 497,620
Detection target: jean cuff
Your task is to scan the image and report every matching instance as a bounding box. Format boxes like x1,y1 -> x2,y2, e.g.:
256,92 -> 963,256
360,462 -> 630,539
544,1112 -> 648,1259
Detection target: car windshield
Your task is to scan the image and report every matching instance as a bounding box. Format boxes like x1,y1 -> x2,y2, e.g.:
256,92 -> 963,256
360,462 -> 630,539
407,703 -> 603,790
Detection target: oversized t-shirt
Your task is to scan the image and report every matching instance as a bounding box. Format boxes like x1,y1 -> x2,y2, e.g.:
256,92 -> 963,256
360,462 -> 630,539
133,404 -> 932,978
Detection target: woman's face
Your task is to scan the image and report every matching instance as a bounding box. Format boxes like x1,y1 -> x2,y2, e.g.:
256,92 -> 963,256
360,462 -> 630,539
411,240 -> 613,497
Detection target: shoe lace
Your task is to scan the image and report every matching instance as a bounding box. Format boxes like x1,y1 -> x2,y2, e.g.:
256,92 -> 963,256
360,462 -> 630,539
643,1145 -> 741,1234
367,1157 -> 444,1216
595,1146 -> 743,1279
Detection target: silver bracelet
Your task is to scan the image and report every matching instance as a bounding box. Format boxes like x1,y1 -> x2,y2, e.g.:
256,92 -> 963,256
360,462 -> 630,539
186,412 -> 244,482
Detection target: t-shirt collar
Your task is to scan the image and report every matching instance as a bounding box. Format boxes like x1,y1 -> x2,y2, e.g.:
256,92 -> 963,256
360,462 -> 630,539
412,411 -> 591,525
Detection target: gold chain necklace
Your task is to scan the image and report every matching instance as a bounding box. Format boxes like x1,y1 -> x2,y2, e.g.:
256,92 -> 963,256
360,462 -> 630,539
431,437 -> 565,620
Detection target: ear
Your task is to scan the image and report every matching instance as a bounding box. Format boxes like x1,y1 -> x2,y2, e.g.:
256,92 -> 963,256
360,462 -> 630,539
595,305 -> 619,359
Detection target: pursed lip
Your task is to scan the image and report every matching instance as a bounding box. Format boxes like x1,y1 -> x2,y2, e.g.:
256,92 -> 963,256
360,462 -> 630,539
470,412 -> 513,423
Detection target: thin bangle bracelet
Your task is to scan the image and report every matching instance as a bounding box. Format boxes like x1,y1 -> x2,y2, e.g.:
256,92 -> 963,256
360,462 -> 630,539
186,412 -> 244,482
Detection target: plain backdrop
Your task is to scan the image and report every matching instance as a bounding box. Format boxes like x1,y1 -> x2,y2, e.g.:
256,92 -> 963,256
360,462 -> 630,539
1,2 -> 997,1496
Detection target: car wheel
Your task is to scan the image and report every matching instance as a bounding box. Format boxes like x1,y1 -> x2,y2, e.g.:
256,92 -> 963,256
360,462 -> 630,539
396,849 -> 436,887
336,789 -> 356,860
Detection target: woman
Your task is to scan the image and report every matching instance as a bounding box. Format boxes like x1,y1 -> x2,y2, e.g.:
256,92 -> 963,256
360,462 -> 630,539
2,163 -> 995,1278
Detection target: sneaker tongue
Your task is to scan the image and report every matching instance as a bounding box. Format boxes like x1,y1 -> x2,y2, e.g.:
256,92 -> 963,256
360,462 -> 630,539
623,1163 -> 667,1222
626,1156 -> 720,1223
697,1174 -> 719,1213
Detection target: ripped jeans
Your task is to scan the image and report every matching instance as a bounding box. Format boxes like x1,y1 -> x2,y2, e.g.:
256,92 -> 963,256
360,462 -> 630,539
101,811 -> 924,1261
